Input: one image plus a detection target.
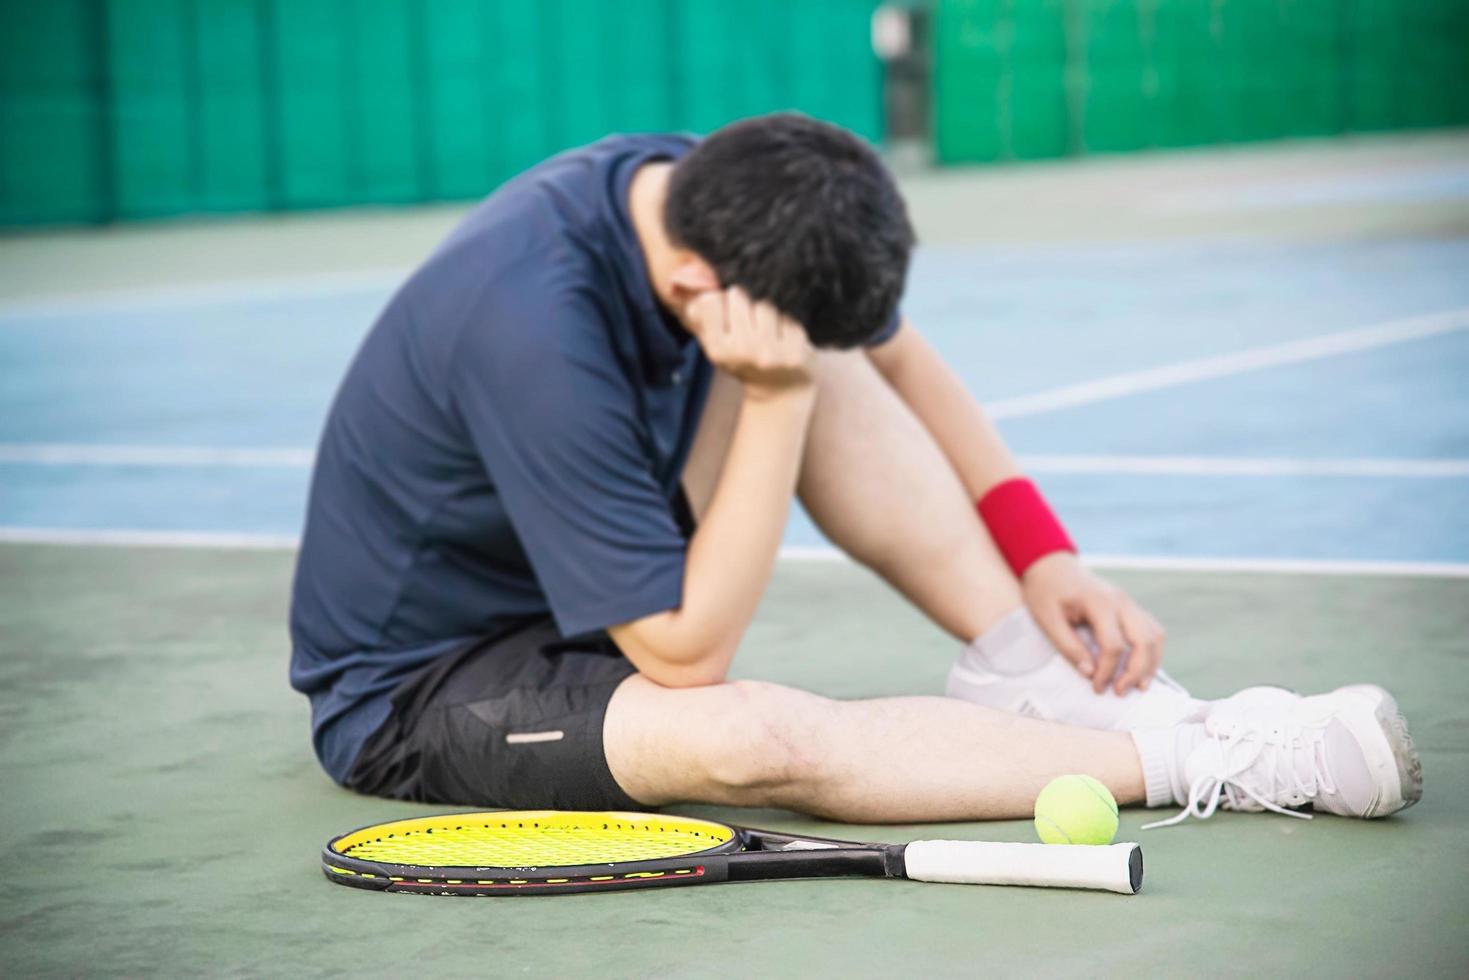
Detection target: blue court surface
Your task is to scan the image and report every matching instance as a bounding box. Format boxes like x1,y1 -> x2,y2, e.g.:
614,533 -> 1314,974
2,226 -> 1466,572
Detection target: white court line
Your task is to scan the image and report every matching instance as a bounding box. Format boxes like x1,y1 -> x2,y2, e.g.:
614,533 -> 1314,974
0,527 -> 299,550
0,267 -> 408,320
781,546 -> 1469,578
3,527 -> 1466,578
0,444 -> 314,466
985,307 -> 1469,420
1080,554 -> 1469,579
5,443 -> 1467,479
1020,455 -> 1469,478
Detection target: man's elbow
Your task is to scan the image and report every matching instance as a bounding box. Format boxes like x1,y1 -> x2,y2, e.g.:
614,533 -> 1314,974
610,629 -> 736,689
632,634 -> 738,687
638,658 -> 731,689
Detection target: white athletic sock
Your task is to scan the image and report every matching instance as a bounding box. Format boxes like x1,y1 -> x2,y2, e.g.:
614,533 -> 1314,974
950,608 -> 1206,731
963,607 -> 1056,676
1129,724 -> 1206,808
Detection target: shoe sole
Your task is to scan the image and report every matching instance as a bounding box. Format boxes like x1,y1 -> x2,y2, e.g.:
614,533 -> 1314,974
1335,684 -> 1424,816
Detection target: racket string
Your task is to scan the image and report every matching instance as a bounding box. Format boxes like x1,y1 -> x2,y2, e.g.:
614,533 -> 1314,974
337,815 -> 735,867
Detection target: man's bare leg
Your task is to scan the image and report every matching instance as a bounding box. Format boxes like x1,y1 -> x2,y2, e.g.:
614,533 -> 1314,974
666,355 -> 1151,823
604,675 -> 1144,822
684,352 -> 1021,644
790,351 -> 1219,730
798,350 -> 1022,640
663,355 -> 1422,826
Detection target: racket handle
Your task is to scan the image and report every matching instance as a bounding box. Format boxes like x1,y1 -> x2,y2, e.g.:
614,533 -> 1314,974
902,840 -> 1143,895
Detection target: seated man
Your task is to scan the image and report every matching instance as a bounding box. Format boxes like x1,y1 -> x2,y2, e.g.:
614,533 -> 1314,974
290,114 -> 1421,828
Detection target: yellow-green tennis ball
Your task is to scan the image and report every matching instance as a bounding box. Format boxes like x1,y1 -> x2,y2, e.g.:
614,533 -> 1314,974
1034,774 -> 1119,845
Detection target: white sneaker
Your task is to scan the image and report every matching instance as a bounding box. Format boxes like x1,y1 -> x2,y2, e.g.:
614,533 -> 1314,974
1202,684 -> 1298,720
947,653 -> 1206,730
1143,685 -> 1423,829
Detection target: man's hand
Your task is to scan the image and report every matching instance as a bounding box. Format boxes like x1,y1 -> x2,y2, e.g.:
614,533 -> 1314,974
687,288 -> 814,400
1021,552 -> 1166,695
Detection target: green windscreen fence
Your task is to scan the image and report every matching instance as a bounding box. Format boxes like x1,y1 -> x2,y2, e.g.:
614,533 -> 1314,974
1,3 -> 108,224
0,0 -> 885,226
5,1 -> 1466,225
935,0 -> 1469,164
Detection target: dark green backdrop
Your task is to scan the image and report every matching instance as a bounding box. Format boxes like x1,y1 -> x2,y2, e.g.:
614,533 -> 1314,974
0,0 -> 885,225
935,0 -> 1469,163
2,0 -> 1466,226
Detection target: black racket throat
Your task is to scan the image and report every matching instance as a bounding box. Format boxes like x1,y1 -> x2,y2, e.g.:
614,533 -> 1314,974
723,828 -> 906,883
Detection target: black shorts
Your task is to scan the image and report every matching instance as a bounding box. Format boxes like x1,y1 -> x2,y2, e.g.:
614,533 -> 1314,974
346,619 -> 642,810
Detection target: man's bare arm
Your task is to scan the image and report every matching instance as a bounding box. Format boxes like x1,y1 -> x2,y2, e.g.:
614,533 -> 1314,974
609,289 -> 815,687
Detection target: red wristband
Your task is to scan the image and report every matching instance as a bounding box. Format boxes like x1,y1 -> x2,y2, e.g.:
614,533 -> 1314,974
976,477 -> 1076,577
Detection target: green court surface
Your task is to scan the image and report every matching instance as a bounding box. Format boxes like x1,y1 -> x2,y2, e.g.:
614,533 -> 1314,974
4,130 -> 1467,976
3,544 -> 1465,977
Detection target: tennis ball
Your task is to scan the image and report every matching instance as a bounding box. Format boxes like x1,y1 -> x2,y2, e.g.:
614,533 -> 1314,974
1033,774 -> 1119,845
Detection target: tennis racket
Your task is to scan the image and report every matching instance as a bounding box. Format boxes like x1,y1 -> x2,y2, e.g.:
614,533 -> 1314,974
323,810 -> 1142,896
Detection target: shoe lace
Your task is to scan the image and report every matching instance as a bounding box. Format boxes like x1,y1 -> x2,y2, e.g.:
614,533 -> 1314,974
1142,717 -> 1336,830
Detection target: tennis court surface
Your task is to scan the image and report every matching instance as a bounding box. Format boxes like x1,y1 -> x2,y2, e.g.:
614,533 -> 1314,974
3,134 -> 1468,976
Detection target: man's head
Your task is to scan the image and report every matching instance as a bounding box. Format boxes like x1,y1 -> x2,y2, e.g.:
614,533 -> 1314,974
661,113 -> 914,349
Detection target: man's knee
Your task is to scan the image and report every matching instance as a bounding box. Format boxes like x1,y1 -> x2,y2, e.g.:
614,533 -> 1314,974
700,680 -> 834,797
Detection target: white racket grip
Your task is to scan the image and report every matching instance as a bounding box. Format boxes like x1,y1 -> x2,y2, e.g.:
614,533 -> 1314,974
902,840 -> 1142,894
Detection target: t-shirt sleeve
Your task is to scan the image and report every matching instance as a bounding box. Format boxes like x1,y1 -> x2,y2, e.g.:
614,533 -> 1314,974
448,291 -> 687,638
865,307 -> 904,347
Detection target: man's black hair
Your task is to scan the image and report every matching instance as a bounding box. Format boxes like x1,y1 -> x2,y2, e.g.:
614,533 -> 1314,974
663,113 -> 915,349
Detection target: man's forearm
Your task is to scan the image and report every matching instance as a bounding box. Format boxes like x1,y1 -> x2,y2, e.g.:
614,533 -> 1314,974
610,387 -> 816,685
869,320 -> 1021,499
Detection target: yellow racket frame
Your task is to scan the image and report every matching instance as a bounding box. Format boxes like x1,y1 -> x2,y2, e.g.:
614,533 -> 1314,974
324,810 -> 745,894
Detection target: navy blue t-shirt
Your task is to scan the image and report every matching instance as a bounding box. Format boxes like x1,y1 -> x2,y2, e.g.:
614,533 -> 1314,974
290,134 -> 714,781
290,133 -> 900,783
